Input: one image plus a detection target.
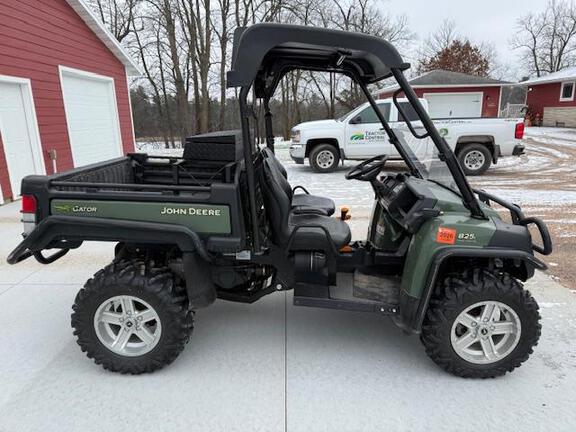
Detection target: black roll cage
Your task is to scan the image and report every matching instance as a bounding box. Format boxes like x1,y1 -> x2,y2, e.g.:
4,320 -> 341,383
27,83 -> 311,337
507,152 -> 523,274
228,23 -> 486,253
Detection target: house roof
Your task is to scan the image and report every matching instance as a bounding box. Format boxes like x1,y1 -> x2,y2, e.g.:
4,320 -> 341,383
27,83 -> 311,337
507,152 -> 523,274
65,0 -> 141,75
521,67 -> 576,86
378,69 -> 511,93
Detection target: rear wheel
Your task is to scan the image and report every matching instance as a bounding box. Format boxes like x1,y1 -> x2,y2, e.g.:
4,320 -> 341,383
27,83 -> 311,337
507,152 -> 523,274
72,259 -> 193,374
457,143 -> 492,175
309,143 -> 339,173
420,268 -> 541,378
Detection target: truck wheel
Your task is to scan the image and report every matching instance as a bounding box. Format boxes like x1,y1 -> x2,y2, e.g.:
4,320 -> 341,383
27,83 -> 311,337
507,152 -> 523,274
71,259 -> 193,374
457,144 -> 491,175
309,144 -> 339,173
420,268 -> 541,378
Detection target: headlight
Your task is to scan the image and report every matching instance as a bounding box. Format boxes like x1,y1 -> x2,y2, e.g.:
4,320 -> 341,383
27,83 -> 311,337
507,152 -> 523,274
291,129 -> 301,143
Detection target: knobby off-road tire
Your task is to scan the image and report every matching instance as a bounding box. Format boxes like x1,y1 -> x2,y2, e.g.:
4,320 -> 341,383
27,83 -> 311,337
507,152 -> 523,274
71,259 -> 194,374
421,268 -> 541,378
457,143 -> 492,175
309,143 -> 340,173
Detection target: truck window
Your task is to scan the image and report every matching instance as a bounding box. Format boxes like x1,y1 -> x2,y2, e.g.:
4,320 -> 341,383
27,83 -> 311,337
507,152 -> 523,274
351,103 -> 391,124
397,102 -> 419,122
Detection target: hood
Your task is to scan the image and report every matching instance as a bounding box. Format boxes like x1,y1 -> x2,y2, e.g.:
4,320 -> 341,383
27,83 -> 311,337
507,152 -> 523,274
293,119 -> 339,130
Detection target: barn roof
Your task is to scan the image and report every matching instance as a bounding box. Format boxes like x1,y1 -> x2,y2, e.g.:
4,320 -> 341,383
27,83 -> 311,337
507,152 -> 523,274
521,67 -> 576,86
378,69 -> 511,94
65,0 -> 141,75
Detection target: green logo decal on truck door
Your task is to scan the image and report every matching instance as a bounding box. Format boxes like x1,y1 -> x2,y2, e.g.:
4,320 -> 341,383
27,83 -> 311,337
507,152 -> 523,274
350,133 -> 365,140
51,200 -> 231,234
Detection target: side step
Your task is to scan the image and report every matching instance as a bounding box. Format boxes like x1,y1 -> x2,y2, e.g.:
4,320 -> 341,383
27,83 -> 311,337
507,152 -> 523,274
293,271 -> 400,315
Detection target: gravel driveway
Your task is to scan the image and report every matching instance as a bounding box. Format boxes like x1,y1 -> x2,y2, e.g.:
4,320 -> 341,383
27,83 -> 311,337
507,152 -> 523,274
1,129 -> 575,432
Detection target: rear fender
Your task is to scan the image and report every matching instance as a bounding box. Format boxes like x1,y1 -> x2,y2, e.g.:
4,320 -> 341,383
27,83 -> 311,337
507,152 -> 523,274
7,216 -> 212,264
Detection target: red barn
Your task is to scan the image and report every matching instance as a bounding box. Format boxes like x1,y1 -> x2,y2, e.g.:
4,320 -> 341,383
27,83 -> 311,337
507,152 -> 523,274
377,69 -> 511,119
0,0 -> 140,203
523,67 -> 576,127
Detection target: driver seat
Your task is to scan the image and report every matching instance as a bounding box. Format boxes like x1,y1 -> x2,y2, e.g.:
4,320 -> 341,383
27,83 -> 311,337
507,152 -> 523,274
261,148 -> 335,216
259,156 -> 351,250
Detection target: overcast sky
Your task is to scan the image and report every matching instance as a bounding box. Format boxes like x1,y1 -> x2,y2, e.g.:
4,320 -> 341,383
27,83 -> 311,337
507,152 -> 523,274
381,0 -> 548,79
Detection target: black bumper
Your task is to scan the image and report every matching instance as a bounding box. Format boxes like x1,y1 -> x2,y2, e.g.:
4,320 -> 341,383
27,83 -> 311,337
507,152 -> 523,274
291,157 -> 304,164
512,144 -> 526,156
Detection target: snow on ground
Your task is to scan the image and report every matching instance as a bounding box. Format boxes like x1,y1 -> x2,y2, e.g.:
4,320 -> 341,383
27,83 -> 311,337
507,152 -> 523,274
0,129 -> 576,431
1,199 -> 576,432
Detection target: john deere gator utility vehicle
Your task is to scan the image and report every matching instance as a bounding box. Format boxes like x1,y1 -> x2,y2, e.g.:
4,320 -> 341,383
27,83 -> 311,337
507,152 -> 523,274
8,23 -> 552,377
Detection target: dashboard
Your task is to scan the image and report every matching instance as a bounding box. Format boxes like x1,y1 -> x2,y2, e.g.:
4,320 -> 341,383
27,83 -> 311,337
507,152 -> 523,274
375,174 -> 439,233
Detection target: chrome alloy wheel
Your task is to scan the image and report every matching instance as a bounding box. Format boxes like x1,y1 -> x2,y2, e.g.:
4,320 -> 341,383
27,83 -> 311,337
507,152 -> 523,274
94,295 -> 162,357
450,301 -> 521,364
463,150 -> 486,171
316,150 -> 335,169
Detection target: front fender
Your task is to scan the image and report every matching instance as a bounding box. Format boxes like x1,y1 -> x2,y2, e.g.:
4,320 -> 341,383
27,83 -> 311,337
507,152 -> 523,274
396,247 -> 546,334
395,212 -> 545,333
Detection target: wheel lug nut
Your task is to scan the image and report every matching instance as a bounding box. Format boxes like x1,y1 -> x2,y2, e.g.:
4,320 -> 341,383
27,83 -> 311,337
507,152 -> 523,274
471,322 -> 477,327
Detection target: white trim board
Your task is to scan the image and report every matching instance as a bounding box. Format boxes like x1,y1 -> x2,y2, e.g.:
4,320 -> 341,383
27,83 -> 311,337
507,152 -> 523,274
64,0 -> 141,75
559,81 -> 575,102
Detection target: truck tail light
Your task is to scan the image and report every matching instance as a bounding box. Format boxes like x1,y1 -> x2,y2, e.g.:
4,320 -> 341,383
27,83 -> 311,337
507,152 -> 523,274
21,194 -> 37,235
515,122 -> 525,139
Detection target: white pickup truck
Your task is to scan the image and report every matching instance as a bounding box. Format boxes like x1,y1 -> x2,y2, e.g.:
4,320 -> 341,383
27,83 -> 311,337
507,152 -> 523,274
289,98 -> 526,175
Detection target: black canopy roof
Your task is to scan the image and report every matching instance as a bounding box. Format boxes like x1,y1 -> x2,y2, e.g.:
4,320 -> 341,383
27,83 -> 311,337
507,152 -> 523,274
227,23 -> 409,89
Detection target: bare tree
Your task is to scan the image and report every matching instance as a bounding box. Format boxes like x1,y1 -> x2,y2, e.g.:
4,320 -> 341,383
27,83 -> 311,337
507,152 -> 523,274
89,0 -> 416,141
512,0 -> 576,76
89,0 -> 141,42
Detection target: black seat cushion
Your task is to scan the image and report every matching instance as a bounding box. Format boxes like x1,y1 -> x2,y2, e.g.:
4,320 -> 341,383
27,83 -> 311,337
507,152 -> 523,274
287,212 -> 351,250
261,147 -> 335,216
292,194 -> 335,216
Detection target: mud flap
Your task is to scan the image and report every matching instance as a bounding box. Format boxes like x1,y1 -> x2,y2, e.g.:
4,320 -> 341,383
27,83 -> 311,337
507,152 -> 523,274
183,252 -> 216,309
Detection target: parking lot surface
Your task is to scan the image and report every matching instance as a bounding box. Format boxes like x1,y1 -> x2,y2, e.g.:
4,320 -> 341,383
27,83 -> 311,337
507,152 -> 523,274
1,129 -> 576,431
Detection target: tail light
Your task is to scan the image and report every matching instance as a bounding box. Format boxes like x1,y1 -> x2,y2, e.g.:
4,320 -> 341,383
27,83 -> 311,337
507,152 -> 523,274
515,122 -> 525,139
21,194 -> 37,235
22,194 -> 37,213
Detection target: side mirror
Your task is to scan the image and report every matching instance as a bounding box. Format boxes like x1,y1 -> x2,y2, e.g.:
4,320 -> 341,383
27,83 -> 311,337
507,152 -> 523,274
349,116 -> 361,124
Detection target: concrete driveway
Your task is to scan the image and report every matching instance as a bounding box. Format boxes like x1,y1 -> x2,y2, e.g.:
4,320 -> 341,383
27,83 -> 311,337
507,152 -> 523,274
1,164 -> 576,431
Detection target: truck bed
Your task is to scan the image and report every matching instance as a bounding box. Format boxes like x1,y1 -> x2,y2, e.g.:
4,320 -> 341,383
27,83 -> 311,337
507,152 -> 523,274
11,151 -> 251,262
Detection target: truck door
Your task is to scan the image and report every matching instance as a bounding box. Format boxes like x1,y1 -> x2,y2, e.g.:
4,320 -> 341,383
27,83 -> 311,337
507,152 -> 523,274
389,101 -> 428,158
344,102 -> 395,158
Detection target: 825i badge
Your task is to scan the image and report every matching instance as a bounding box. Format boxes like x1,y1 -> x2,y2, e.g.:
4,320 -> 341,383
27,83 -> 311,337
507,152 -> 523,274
457,232 -> 477,241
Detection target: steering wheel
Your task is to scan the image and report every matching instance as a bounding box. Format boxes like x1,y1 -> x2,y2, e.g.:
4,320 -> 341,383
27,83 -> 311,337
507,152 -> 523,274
345,154 -> 388,181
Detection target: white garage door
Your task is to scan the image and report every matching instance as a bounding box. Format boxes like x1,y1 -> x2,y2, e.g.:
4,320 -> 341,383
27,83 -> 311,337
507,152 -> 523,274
60,68 -> 122,167
0,79 -> 44,197
424,92 -> 483,119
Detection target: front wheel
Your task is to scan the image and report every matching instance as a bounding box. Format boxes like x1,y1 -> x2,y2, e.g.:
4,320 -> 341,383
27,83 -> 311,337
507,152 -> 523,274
457,143 -> 492,175
420,269 -> 541,378
309,143 -> 340,173
71,260 -> 193,374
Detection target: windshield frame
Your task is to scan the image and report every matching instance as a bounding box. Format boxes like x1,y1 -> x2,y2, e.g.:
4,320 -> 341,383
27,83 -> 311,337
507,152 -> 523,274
350,70 -> 485,219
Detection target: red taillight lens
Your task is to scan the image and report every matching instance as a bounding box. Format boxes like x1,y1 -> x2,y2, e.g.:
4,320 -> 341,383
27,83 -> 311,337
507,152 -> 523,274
21,195 -> 37,214
515,122 -> 525,139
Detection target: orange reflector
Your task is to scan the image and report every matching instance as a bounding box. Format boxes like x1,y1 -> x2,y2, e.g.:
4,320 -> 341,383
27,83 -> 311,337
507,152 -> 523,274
436,227 -> 457,244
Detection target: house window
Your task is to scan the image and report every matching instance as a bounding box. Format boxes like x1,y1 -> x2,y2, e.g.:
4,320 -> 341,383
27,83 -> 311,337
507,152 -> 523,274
560,82 -> 575,101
